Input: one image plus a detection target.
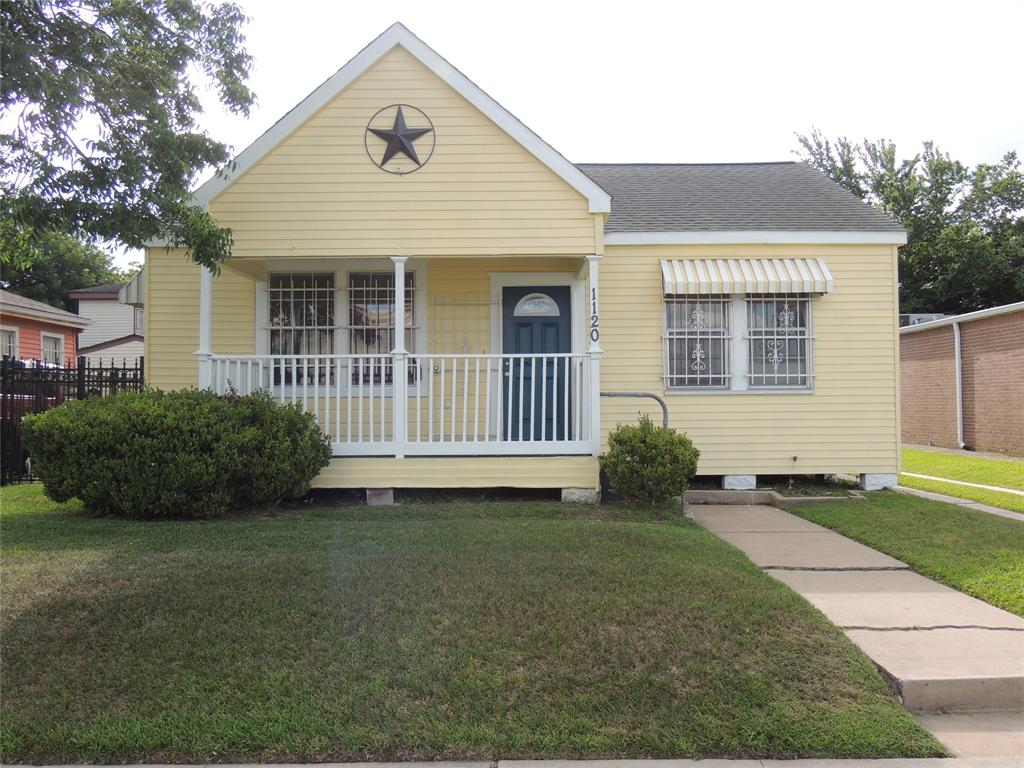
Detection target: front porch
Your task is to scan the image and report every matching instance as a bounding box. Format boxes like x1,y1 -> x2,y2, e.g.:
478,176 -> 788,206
198,254 -> 604,459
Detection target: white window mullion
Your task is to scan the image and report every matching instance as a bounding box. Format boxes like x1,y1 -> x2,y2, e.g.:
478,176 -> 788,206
730,295 -> 747,391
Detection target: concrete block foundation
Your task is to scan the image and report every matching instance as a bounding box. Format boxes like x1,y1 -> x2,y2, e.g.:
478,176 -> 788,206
722,474 -> 756,490
365,488 -> 394,506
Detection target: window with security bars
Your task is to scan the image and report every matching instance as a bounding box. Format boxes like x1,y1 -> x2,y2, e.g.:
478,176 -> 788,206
348,271 -> 416,384
269,273 -> 335,385
746,294 -> 812,388
664,295 -> 731,388
269,273 -> 335,356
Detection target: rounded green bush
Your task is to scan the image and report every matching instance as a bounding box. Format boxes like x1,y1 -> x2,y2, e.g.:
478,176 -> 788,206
601,414 -> 700,505
22,389 -> 331,518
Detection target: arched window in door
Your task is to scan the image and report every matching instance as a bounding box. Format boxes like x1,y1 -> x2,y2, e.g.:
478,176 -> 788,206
513,292 -> 560,317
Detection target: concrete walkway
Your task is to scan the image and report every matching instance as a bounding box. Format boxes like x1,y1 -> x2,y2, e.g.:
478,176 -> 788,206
901,473 -> 1024,497
892,485 -> 1024,522
690,505 -> 1024,758
906,443 -> 1024,463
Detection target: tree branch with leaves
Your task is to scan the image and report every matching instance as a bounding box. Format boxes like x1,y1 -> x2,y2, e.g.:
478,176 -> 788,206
1,0 -> 255,273
796,129 -> 1024,313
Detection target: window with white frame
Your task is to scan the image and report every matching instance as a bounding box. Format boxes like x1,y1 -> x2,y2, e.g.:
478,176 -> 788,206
664,295 -> 731,389
268,273 -> 335,386
348,271 -> 415,384
1,329 -> 16,359
268,273 -> 336,356
41,333 -> 63,365
746,294 -> 813,388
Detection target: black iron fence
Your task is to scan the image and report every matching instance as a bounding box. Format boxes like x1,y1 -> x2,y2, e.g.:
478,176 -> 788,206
0,357 -> 144,484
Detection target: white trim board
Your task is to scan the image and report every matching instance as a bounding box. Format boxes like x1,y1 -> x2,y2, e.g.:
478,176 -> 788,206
605,231 -> 908,245
189,23 -> 611,215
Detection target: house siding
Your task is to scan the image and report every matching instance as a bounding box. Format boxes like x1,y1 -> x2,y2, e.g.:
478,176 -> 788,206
144,248 -> 254,390
599,243 -> 901,476
312,456 -> 598,489
207,46 -> 598,260
77,298 -> 136,348
0,315 -> 78,363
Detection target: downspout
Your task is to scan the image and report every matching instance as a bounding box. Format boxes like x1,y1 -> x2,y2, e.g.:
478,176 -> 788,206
953,321 -> 965,449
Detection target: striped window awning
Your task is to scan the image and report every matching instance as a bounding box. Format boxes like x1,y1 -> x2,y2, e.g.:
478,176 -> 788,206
660,257 -> 834,295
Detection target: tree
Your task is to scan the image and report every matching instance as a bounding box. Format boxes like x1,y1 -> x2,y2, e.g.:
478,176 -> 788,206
1,0 -> 255,273
796,129 -> 1024,313
0,232 -> 135,311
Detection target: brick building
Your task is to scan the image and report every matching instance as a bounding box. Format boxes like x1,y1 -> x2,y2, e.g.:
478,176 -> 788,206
900,301 -> 1024,456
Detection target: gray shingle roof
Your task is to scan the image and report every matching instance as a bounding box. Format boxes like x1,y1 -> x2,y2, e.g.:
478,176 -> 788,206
0,289 -> 90,325
68,282 -> 126,298
575,162 -> 904,234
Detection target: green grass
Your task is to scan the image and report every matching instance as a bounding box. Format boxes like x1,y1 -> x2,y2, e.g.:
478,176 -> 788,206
791,491 -> 1024,616
0,484 -> 943,763
900,447 -> 1024,513
903,447 -> 1024,490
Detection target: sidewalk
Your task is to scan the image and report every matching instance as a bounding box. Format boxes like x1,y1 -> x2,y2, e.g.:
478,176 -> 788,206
690,505 -> 1024,759
905,443 -> 1024,463
10,759 -> 1023,768
892,484 -> 1024,522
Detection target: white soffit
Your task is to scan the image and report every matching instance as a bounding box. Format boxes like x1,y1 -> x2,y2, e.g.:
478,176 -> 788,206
660,257 -> 835,295
191,23 -> 611,214
118,267 -> 145,307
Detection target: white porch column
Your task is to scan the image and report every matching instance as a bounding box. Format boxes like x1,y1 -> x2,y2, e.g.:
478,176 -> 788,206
196,267 -> 213,389
585,254 -> 602,456
391,257 -> 408,458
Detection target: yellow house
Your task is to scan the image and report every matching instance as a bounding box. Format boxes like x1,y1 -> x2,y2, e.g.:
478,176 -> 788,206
139,23 -> 906,499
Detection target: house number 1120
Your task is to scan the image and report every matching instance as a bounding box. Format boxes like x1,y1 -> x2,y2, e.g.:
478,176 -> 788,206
590,287 -> 600,342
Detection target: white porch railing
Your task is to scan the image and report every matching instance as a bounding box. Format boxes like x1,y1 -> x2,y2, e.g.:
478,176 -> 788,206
209,352 -> 597,456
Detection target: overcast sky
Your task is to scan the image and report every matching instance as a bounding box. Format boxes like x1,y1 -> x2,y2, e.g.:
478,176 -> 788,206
116,0 -> 1024,266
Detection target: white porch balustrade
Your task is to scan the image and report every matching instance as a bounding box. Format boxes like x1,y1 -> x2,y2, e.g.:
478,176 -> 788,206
209,351 -> 596,456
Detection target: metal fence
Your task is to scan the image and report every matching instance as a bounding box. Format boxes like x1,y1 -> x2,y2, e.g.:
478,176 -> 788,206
0,357 -> 144,484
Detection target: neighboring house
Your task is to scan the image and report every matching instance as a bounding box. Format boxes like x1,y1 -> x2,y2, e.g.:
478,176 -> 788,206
140,24 -> 907,497
900,301 -> 1024,457
70,283 -> 144,365
0,289 -> 91,364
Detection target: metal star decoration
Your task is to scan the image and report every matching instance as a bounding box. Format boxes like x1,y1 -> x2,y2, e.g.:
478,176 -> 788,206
369,105 -> 433,167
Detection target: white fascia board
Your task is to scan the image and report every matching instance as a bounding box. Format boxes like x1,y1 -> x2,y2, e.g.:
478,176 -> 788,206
604,231 -> 908,245
190,23 -> 611,214
899,300 -> 1024,335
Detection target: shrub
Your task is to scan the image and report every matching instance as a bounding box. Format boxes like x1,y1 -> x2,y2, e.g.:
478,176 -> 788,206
601,414 -> 700,505
22,389 -> 331,518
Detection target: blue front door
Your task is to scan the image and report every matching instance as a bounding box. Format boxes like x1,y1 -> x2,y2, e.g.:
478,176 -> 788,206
502,286 -> 571,440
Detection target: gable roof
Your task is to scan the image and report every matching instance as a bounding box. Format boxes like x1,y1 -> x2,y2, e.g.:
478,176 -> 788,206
577,162 -> 906,244
0,289 -> 91,328
193,23 -> 611,214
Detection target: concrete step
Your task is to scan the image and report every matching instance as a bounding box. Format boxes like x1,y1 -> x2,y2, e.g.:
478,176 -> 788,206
915,710 -> 1024,757
848,628 -> 1024,712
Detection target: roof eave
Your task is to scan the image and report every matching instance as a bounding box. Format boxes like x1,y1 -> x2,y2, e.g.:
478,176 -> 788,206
1,304 -> 92,328
604,231 -> 908,246
900,300 -> 1024,334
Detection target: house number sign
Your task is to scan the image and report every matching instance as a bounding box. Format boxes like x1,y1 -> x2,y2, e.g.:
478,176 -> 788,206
590,287 -> 600,343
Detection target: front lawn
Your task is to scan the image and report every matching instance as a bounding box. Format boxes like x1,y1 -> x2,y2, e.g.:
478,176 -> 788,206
901,447 -> 1024,513
0,484 -> 941,762
791,491 -> 1024,616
